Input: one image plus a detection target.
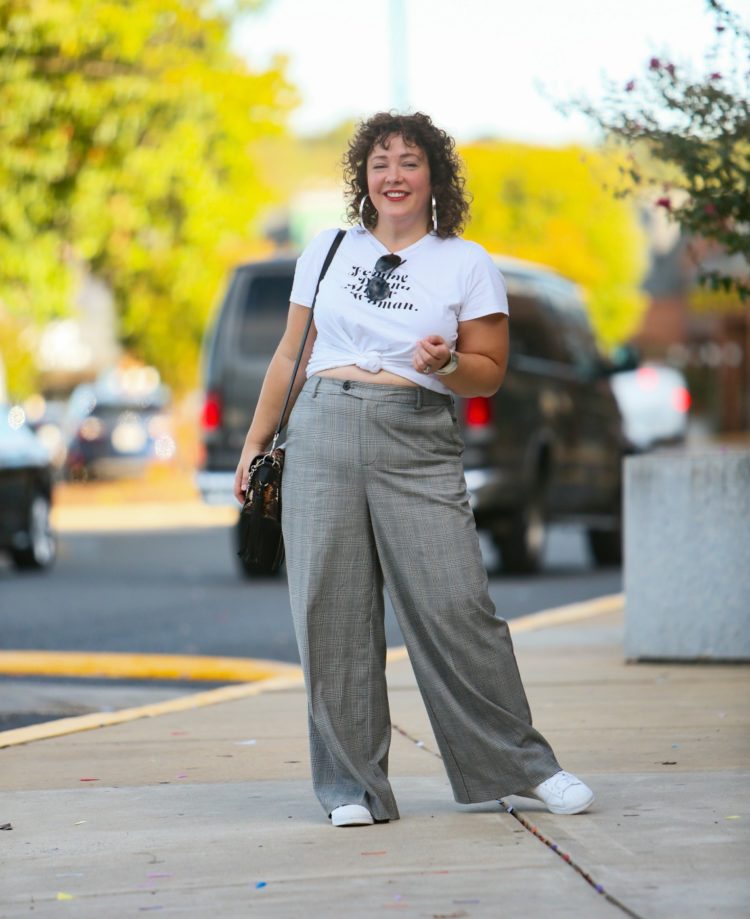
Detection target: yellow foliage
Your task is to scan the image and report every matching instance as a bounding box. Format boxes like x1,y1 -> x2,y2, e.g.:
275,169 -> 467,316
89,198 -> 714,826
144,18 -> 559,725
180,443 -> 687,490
461,142 -> 649,347
0,0 -> 297,394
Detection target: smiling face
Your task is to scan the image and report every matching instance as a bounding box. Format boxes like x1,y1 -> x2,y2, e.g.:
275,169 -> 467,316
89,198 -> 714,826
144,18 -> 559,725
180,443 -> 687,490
366,134 -> 431,234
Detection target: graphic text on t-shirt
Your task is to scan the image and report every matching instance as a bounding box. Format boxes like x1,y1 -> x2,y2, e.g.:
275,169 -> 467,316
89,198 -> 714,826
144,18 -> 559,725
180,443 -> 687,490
345,265 -> 417,311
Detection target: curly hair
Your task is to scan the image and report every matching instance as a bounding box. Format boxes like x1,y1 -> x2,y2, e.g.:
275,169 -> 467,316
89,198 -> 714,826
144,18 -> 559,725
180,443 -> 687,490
342,112 -> 470,239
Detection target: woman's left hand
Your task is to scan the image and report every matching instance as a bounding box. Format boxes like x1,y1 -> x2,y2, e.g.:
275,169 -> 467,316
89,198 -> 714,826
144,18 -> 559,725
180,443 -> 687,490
413,335 -> 452,375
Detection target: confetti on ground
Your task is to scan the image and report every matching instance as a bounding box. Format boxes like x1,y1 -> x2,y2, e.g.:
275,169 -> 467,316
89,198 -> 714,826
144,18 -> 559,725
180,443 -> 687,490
79,778 -> 99,782
361,851 -> 387,856
236,740 -> 257,746
56,892 -> 74,901
176,773 -> 188,779
255,881 -> 267,889
74,821 -> 87,826
726,815 -> 740,819
171,731 -> 189,736
147,873 -> 172,879
416,741 -> 425,747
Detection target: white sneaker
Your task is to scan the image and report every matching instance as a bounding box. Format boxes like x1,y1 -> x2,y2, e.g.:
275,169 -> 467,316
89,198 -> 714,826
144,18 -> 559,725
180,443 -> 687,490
522,770 -> 594,815
330,804 -> 374,827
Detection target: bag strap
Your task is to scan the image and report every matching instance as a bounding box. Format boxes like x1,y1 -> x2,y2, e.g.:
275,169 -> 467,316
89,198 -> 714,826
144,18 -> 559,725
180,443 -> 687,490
270,228 -> 345,449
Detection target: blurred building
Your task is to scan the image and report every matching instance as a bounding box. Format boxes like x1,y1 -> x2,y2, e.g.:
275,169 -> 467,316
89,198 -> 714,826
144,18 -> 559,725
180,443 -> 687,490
633,210 -> 749,434
37,264 -> 120,395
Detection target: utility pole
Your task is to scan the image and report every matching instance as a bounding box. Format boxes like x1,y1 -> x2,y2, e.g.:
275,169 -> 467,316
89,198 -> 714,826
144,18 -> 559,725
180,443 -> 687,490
389,0 -> 409,112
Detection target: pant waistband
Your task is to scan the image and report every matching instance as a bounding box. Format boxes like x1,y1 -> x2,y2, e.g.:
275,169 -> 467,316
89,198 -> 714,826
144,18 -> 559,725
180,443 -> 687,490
306,375 -> 452,408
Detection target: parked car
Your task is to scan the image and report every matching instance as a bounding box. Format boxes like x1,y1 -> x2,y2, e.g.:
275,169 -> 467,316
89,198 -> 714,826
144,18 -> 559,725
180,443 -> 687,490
24,395 -> 69,470
609,362 -> 690,453
198,253 -> 630,575
0,405 -> 56,570
64,369 -> 174,481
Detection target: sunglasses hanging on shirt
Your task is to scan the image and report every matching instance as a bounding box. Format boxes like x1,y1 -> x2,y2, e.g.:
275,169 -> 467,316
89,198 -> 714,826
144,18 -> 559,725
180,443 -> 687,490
366,254 -> 405,302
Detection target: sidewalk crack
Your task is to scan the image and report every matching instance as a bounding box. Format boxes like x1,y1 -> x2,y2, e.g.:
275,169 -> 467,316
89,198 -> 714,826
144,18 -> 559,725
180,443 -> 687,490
392,721 -> 647,919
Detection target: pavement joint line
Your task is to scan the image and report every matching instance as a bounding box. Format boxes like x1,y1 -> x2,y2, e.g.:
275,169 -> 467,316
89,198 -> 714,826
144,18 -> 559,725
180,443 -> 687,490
392,719 -> 645,919
0,592 -> 623,749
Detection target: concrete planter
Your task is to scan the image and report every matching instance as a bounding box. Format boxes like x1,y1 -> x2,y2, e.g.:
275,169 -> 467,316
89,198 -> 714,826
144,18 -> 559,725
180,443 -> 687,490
624,449 -> 750,661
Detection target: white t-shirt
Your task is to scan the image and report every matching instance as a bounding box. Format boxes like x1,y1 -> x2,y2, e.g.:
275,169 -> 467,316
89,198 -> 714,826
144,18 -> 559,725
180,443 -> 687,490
290,226 -> 509,394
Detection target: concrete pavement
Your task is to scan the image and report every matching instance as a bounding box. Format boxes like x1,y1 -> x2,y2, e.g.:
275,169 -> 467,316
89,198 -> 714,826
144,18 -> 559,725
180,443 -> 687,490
1,601 -> 748,918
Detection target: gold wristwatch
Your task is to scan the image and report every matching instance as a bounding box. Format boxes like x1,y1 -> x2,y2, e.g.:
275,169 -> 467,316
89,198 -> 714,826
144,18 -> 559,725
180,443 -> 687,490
435,350 -> 459,375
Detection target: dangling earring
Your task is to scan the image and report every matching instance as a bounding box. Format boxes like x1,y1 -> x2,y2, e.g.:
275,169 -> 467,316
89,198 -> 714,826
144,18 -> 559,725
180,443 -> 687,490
431,195 -> 438,233
359,194 -> 372,230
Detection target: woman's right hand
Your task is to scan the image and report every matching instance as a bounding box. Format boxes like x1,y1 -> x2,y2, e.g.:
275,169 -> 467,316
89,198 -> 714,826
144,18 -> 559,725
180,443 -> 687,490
234,441 -> 266,504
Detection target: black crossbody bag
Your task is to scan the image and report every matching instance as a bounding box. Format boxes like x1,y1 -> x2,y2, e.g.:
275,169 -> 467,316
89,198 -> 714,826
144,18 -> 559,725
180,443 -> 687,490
237,229 -> 345,574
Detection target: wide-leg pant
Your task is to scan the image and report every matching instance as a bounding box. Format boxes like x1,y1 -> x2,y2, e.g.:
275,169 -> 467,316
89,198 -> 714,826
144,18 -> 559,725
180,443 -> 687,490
282,377 -> 561,822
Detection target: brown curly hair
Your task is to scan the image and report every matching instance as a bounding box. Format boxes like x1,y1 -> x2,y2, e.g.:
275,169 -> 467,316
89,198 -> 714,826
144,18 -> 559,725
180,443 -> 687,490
342,112 -> 470,239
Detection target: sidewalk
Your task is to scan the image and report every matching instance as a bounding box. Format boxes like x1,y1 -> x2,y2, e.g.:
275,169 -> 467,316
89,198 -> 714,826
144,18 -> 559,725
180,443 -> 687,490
1,603 -> 748,918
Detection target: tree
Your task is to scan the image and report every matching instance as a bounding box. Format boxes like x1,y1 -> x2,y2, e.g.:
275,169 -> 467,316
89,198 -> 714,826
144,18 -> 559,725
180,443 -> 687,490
0,0 -> 295,394
562,0 -> 750,303
461,142 -> 649,347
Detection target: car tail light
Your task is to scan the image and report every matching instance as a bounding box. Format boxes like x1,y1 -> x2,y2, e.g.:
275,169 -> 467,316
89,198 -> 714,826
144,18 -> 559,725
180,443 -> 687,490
201,390 -> 222,431
465,397 -> 492,427
672,386 -> 691,413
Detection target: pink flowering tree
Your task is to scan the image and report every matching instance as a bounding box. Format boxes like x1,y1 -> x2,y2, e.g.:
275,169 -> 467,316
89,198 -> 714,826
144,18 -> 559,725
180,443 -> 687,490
564,0 -> 749,301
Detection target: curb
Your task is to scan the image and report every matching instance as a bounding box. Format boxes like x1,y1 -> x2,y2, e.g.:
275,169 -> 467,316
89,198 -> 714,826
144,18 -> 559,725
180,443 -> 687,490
0,650 -> 299,683
52,502 -> 237,533
385,592 -> 624,663
0,593 -> 623,749
0,673 -> 304,749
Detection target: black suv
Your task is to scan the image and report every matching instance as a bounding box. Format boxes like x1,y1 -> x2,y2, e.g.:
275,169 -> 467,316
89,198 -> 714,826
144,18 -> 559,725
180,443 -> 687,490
198,252 -> 628,575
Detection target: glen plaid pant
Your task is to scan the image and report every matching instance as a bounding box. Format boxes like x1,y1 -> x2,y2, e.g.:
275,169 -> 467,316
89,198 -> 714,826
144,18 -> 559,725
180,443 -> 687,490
282,377 -> 561,822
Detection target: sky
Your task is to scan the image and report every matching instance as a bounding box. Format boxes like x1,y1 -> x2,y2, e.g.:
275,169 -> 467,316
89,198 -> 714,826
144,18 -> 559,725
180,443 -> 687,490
232,0 -> 747,145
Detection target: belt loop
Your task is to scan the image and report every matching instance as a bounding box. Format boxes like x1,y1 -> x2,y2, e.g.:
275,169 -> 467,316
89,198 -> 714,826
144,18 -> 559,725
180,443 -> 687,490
414,388 -> 423,411
312,377 -> 322,398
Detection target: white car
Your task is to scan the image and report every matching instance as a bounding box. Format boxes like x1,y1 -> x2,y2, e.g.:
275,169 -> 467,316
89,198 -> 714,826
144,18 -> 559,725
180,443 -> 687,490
610,363 -> 690,452
0,405 -> 56,570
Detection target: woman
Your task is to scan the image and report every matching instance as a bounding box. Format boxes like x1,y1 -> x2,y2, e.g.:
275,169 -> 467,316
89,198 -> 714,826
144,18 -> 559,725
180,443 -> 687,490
234,112 -> 594,828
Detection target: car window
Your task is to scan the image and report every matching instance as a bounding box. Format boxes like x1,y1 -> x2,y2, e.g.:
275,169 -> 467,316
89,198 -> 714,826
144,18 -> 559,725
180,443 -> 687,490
541,281 -> 601,374
507,293 -> 564,362
237,273 -> 293,356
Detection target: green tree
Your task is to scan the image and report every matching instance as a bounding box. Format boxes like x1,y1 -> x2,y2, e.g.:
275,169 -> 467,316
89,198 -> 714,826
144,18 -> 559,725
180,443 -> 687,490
461,142 -> 648,347
0,0 -> 296,393
563,0 -> 749,303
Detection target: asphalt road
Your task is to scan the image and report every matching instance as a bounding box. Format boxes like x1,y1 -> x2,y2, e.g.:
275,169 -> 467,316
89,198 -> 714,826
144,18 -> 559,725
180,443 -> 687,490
0,522 -> 620,731
1,523 -> 620,661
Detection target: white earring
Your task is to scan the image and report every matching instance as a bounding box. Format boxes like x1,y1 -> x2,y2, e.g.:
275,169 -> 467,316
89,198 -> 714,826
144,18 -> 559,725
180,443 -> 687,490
359,194 -> 372,229
431,195 -> 438,233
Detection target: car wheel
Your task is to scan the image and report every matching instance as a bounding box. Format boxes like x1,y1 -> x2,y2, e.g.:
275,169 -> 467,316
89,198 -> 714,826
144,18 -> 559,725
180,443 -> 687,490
495,492 -> 547,575
587,527 -> 622,567
11,493 -> 56,571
